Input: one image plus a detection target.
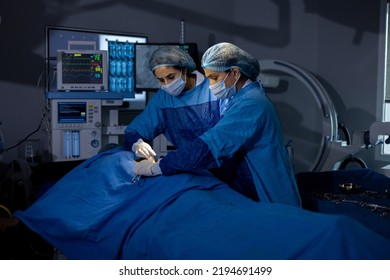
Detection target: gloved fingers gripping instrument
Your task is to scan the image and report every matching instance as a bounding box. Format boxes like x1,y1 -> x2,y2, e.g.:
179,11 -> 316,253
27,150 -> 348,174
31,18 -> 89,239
132,138 -> 157,159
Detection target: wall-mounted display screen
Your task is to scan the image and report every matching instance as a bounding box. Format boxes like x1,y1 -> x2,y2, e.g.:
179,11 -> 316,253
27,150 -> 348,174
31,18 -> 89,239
134,43 -> 200,91
46,25 -> 147,99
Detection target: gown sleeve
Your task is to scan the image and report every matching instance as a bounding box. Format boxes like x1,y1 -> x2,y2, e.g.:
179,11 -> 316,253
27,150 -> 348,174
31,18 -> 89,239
159,137 -> 218,175
123,92 -> 165,150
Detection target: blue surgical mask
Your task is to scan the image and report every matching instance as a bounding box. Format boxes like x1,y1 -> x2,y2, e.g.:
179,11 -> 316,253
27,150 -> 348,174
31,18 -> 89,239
209,71 -> 240,99
161,71 -> 186,96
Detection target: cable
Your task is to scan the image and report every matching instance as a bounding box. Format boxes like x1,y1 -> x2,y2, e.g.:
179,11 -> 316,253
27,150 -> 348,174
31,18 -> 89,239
4,69 -> 48,153
5,113 -> 45,152
0,204 -> 12,217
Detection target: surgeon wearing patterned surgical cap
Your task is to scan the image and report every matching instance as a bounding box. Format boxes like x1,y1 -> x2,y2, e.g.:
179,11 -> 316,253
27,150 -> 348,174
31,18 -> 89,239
135,42 -> 302,207
124,46 -> 220,163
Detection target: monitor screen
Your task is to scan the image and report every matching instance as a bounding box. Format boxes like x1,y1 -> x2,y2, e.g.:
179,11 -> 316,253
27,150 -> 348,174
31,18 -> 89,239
46,26 -> 147,99
57,50 -> 108,91
57,102 -> 87,123
134,43 -> 200,91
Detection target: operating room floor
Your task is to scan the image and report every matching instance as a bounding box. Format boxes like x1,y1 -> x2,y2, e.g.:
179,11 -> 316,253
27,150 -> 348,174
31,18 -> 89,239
0,222 -> 54,260
0,160 -> 83,260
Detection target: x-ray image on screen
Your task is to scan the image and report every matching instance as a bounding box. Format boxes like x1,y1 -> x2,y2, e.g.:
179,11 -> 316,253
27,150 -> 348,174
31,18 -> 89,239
135,45 -> 161,90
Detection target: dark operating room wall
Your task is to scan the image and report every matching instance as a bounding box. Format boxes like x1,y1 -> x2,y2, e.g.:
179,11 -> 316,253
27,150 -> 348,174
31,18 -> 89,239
0,0 -> 387,171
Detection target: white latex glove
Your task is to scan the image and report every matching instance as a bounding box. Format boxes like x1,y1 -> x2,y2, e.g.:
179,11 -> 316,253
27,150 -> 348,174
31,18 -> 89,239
134,159 -> 162,177
132,138 -> 157,159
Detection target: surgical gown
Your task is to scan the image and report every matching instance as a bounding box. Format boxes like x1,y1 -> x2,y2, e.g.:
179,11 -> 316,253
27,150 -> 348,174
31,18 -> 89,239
160,81 -> 302,207
124,71 -> 220,150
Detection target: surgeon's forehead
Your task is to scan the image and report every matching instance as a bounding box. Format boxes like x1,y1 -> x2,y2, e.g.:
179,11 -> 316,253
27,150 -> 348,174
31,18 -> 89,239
204,69 -> 225,79
154,66 -> 179,78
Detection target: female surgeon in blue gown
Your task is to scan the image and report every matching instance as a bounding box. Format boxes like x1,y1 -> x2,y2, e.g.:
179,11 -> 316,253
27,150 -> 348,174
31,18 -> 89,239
124,46 -> 220,161
124,45 -> 255,200
135,42 -> 302,207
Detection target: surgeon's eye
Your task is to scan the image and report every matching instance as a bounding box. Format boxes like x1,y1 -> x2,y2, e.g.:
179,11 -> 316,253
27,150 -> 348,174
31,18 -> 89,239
167,73 -> 178,80
206,74 -> 219,82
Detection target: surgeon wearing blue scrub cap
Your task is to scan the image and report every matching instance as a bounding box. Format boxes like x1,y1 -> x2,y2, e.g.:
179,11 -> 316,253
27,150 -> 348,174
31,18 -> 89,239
124,46 -> 220,164
135,42 -> 301,207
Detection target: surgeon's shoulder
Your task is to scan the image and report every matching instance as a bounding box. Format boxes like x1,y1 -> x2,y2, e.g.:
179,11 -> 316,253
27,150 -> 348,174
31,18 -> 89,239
236,91 -> 274,117
239,88 -> 267,105
146,88 -> 170,106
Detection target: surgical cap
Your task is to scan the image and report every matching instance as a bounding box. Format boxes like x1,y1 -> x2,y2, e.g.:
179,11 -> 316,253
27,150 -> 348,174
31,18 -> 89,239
149,46 -> 197,72
201,42 -> 260,80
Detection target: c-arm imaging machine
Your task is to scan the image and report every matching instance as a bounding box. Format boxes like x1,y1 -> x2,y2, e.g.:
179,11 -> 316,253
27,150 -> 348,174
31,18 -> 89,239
260,60 -> 390,174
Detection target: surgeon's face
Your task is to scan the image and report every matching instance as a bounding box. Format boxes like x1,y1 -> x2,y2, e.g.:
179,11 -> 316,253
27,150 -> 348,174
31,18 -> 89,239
154,66 -> 183,85
204,68 -> 237,88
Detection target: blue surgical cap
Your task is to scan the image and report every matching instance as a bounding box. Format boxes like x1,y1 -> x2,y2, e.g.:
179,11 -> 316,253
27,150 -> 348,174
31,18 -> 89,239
149,46 -> 196,72
201,42 -> 260,80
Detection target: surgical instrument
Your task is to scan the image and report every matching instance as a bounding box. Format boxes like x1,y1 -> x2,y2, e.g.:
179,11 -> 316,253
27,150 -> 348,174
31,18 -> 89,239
131,156 -> 156,183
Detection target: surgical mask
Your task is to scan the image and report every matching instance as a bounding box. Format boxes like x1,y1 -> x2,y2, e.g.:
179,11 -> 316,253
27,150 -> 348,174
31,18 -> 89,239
209,71 -> 240,99
161,71 -> 186,96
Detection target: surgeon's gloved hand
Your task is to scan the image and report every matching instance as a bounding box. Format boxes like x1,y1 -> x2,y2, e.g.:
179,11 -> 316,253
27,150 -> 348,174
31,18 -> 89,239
132,138 -> 157,159
134,158 -> 162,177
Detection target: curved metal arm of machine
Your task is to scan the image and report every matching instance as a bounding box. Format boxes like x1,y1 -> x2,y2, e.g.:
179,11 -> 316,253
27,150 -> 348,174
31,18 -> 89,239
259,60 -> 338,172
259,60 -> 390,173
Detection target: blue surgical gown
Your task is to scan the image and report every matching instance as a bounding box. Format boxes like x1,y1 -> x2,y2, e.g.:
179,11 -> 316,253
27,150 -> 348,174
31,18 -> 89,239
124,72 -> 220,150
160,81 -> 302,207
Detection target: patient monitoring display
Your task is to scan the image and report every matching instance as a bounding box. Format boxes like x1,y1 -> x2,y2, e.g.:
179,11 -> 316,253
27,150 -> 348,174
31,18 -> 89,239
57,50 -> 108,91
